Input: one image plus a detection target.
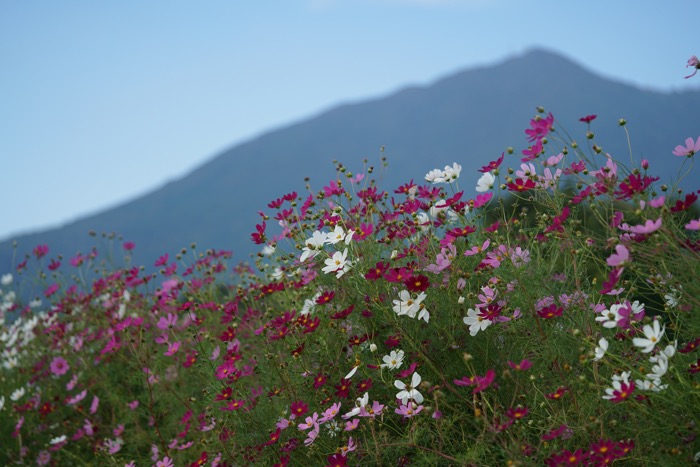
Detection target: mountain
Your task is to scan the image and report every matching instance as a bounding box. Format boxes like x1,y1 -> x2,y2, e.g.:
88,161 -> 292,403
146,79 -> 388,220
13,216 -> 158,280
2,48 -> 699,279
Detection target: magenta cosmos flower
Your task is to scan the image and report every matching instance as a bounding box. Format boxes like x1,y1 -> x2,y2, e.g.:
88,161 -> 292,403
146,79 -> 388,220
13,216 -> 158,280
50,356 -> 70,377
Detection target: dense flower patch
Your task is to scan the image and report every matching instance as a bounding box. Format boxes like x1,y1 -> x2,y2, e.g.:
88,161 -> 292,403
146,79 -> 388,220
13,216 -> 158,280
1,104 -> 699,463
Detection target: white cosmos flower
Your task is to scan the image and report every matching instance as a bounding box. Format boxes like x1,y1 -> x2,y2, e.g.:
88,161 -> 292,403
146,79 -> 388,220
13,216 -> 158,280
381,350 -> 405,370
0,396 -> 5,411
395,372 -> 423,405
344,365 -> 359,380
632,320 -> 665,353
635,378 -> 668,393
0,274 -> 12,286
392,290 -> 419,317
342,392 -> 369,419
326,225 -> 354,245
50,435 -> 67,445
443,163 -> 462,183
425,168 -> 446,184
594,337 -> 609,361
10,387 -> 25,401
321,249 -> 350,278
475,172 -> 495,192
300,230 -> 327,262
646,354 -> 669,380
463,308 -> 492,336
595,304 -> 623,328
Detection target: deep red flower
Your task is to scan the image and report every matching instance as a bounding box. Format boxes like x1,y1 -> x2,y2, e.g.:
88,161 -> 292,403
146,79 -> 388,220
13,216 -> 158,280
545,386 -> 569,400
215,387 -> 233,401
312,373 -> 327,389
334,378 -> 352,398
356,378 -> 373,392
383,267 -> 412,283
537,304 -> 563,319
325,453 -> 348,467
315,291 -> 335,305
506,178 -> 537,192
364,262 -> 389,281
579,114 -> 597,123
190,452 -> 208,467
404,274 -> 430,292
614,174 -> 659,200
251,222 -> 267,244
290,400 -> 309,418
679,337 -> 700,354
330,305 -> 354,320
670,192 -> 698,212
479,153 -> 505,173
505,406 -> 529,420
219,326 -> 237,342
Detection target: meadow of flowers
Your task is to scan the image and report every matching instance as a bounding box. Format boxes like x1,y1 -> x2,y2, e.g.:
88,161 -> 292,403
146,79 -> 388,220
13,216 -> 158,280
1,62 -> 700,466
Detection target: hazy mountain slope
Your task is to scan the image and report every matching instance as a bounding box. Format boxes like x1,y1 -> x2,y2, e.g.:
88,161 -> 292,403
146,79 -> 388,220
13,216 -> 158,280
3,48 -> 698,276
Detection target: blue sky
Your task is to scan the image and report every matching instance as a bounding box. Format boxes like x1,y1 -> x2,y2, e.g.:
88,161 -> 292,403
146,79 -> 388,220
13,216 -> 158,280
2,0 -> 699,241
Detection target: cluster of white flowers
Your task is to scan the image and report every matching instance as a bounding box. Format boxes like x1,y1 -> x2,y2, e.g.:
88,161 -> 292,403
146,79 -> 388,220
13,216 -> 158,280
635,342 -> 676,393
299,225 -> 355,279
300,226 -> 354,263
424,163 -> 462,184
392,290 -> 429,323
2,314 -> 43,370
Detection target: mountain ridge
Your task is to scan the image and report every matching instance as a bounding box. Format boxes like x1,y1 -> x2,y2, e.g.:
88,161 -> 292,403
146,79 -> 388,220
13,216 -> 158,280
3,48 -> 699,281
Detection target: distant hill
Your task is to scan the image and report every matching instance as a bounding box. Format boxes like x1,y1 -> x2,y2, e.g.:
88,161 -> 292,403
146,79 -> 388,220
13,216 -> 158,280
2,48 -> 699,280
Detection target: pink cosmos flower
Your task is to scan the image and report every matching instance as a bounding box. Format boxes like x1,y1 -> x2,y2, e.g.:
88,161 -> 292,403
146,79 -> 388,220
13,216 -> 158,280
50,357 -> 70,377
622,218 -> 662,234
685,55 -> 700,79
155,457 -> 174,467
685,219 -> 700,230
606,244 -> 630,267
345,419 -> 359,431
157,313 -> 177,330
464,239 -> 490,257
394,402 -> 424,418
66,389 -> 87,405
164,341 -> 181,356
90,396 -> 99,414
672,136 -> 700,157
507,359 -> 533,371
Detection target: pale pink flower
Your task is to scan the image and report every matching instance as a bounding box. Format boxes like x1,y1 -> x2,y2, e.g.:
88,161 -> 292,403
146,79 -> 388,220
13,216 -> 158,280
624,218 -> 662,234
685,219 -> 700,230
90,396 -> 99,414
606,244 -> 630,267
157,313 -> 177,330
672,136 -> 700,157
395,402 -> 424,418
684,55 -> 699,79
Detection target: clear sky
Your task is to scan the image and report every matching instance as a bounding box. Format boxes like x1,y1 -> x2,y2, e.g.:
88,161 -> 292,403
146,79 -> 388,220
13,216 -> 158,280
2,0 -> 699,241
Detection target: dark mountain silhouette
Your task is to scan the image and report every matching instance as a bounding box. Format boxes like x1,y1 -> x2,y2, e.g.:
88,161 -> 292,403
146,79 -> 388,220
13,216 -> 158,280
2,48 -> 699,279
